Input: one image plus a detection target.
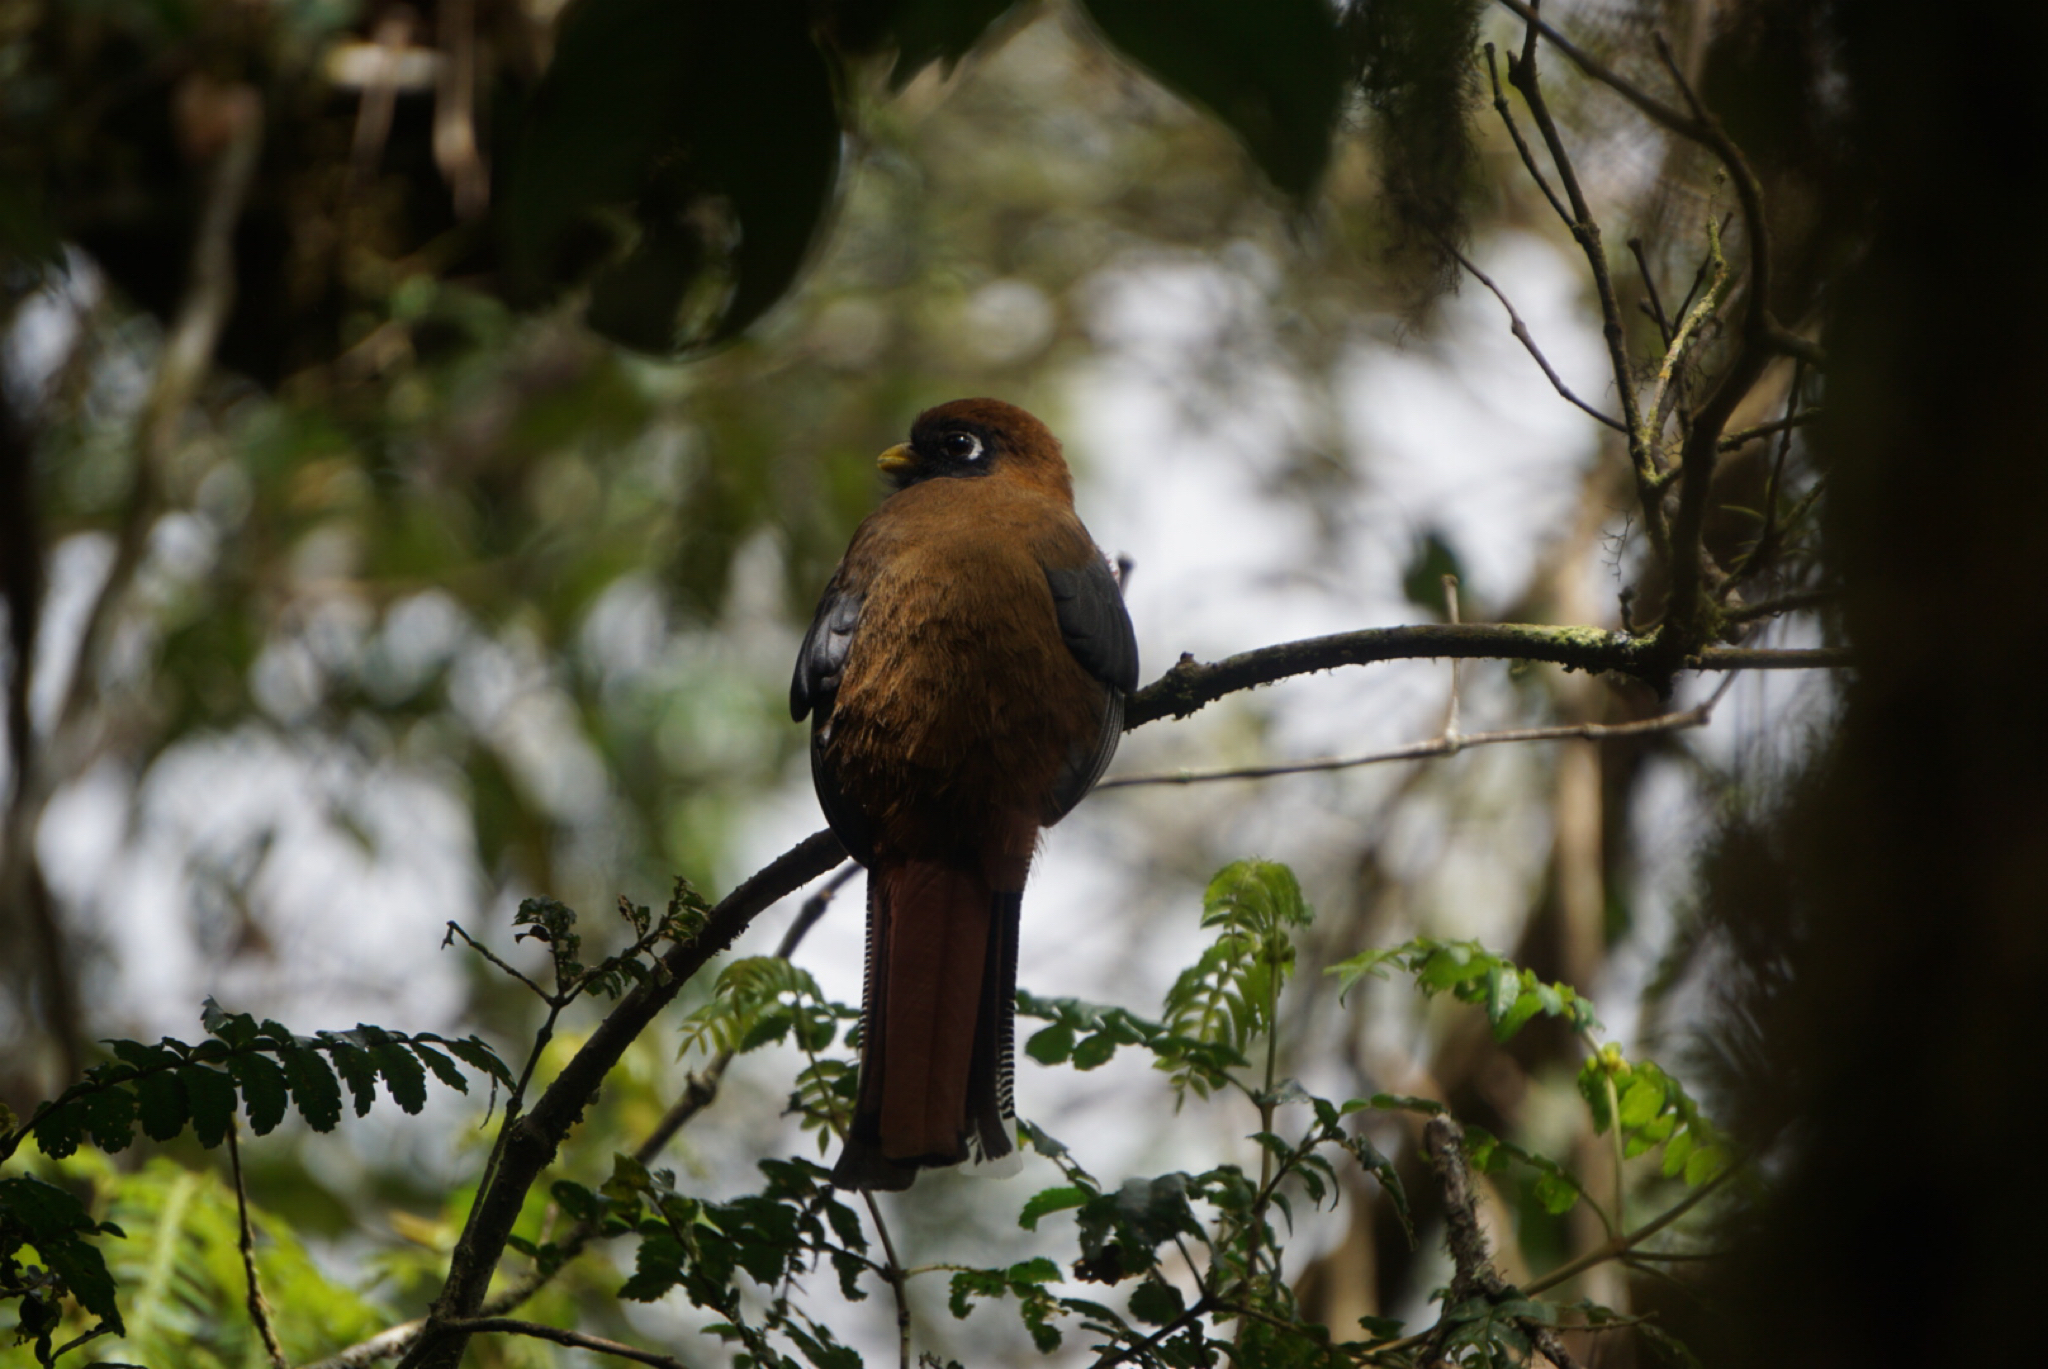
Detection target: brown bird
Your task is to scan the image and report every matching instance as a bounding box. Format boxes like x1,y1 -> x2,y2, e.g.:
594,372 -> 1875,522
792,398 -> 1138,1191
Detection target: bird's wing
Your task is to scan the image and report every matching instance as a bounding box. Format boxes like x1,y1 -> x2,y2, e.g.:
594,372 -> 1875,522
791,576 -> 875,863
790,577 -> 863,722
1043,551 -> 1139,820
1044,554 -> 1139,693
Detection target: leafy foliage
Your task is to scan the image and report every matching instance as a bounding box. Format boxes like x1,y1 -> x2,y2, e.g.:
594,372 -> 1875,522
1330,936 -> 1602,1040
0,1174 -> 123,1365
1,1004 -> 510,1165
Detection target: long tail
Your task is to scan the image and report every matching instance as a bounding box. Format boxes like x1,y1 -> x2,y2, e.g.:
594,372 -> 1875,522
832,861 -> 1021,1191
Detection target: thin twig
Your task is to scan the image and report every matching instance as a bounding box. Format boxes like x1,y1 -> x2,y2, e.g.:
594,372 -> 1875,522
1640,216 -> 1732,464
1444,238 -> 1626,434
228,1123 -> 289,1369
1721,586 -> 1836,624
1629,237 -> 1674,345
1729,360 -> 1809,584
862,1191 -> 913,1369
1088,1294 -> 1218,1369
1442,576 -> 1464,740
1504,2 -> 1664,552
1485,43 -> 1572,229
1521,1160 -> 1740,1298
440,1318 -> 687,1369
441,921 -> 549,999
1718,409 -> 1820,452
1102,693 -> 1722,790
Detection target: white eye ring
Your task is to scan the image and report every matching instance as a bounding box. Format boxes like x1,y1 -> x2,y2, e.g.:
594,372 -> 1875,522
942,431 -> 985,462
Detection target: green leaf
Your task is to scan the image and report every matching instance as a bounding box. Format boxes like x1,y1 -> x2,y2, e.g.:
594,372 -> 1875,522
1420,944 -> 1488,990
407,1040 -> 470,1094
324,1039 -> 380,1117
279,1040 -> 345,1132
1077,0 -> 1344,199
1619,1075 -> 1667,1127
1496,988 -> 1547,1041
1578,1057 -> 1615,1134
1128,1277 -> 1186,1326
182,1065 -> 238,1147
1019,1185 -> 1090,1231
1072,1031 -> 1119,1070
1682,1143 -> 1726,1187
80,1082 -> 137,1153
229,1052 -> 290,1135
438,1034 -> 515,1086
1661,1127 -> 1697,1179
1533,1172 -> 1579,1215
367,1034 -> 429,1114
133,1067 -> 189,1142
1026,1022 -> 1077,1066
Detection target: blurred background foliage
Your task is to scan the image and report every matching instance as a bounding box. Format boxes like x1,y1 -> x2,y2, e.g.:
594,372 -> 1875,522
0,0 -> 1968,1364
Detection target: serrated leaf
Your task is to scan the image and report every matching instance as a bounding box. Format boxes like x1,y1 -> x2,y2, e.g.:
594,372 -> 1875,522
369,1037 -> 428,1114
1496,988 -> 1547,1041
324,1039 -> 380,1116
408,1040 -> 470,1093
229,1052 -> 290,1135
182,1065 -> 238,1147
278,1041 -> 344,1132
1578,1057 -> 1615,1134
438,1034 -> 515,1086
80,1083 -> 138,1153
134,1068 -> 189,1142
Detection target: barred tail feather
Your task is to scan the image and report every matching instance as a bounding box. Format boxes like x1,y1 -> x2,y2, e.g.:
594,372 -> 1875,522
833,862 -> 1018,1190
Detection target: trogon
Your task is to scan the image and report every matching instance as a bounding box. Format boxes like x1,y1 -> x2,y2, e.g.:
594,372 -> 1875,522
791,398 -> 1139,1191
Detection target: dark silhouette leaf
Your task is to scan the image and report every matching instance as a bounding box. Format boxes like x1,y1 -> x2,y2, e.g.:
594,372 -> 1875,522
1078,0 -> 1343,199
502,0 -> 842,353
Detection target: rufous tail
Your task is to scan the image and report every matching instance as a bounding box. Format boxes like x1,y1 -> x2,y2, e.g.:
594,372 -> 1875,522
832,861 -> 1020,1191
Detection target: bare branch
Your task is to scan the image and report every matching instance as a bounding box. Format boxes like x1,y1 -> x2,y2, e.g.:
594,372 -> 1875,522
1718,409 -> 1820,452
441,1318 -> 687,1369
1102,691 -> 1723,790
1629,237 -> 1675,345
1722,587 -> 1837,624
1443,237 -> 1626,434
1501,4 -> 1665,556
1484,43 -> 1572,230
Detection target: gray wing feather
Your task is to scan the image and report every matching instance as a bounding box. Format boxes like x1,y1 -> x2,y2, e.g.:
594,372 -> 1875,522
1043,555 -> 1137,821
1044,557 -> 1139,693
791,584 -> 862,722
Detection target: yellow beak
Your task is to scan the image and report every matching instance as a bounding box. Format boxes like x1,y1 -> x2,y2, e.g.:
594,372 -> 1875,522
876,443 -> 917,474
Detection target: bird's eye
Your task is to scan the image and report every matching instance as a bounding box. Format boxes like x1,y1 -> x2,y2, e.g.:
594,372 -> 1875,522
941,431 -> 985,462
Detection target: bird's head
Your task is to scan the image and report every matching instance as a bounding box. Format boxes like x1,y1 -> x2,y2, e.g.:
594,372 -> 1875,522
877,398 -> 1074,502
